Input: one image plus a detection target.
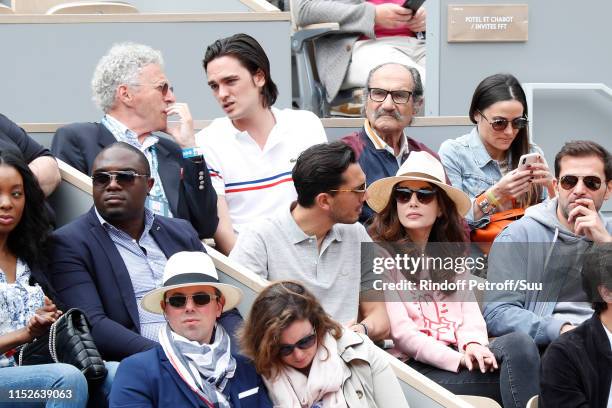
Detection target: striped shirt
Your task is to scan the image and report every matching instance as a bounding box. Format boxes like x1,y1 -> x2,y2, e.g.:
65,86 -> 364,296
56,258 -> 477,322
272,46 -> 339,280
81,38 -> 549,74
94,208 -> 167,341
196,107 -> 327,232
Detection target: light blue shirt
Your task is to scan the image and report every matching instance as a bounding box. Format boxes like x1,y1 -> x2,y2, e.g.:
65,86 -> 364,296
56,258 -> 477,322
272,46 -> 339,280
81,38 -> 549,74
95,207 -> 167,341
438,127 -> 545,225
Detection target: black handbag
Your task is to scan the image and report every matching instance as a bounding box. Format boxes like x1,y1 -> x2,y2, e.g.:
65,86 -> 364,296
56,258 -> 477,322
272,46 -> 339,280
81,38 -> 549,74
17,308 -> 107,383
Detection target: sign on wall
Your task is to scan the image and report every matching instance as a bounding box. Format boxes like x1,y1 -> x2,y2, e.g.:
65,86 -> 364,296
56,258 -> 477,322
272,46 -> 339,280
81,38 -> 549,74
448,4 -> 528,42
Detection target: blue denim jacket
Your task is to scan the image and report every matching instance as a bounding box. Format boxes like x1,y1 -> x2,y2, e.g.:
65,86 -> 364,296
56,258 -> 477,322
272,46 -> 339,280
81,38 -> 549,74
438,127 -> 545,225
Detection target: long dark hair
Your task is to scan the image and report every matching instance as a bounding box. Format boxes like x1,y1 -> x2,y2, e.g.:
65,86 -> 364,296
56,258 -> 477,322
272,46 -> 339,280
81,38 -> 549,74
0,150 -> 51,267
239,281 -> 343,379
368,183 -> 468,292
469,73 -> 541,207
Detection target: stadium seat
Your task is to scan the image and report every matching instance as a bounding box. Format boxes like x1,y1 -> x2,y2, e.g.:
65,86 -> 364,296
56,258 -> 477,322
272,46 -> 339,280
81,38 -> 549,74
46,1 -> 138,14
459,395 -> 503,408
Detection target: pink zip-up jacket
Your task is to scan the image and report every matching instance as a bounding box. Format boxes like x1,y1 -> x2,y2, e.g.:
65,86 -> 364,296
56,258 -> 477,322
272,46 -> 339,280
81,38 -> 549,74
385,270 -> 489,372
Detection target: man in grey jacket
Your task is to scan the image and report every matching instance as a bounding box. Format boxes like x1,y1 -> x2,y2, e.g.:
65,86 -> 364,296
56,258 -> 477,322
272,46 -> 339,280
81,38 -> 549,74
484,140 -> 612,345
296,0 -> 426,104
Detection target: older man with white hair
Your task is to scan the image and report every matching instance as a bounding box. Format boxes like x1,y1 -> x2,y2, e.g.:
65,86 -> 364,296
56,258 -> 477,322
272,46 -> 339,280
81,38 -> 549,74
110,251 -> 272,408
51,42 -> 218,239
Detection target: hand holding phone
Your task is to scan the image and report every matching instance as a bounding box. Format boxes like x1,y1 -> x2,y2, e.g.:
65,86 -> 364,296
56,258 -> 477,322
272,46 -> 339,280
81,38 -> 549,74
402,0 -> 426,13
517,153 -> 541,171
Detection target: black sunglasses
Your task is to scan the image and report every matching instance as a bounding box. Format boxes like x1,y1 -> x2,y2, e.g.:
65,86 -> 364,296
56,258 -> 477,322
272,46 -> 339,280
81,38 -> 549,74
368,87 -> 413,104
559,175 -> 602,191
394,186 -> 438,204
92,171 -> 149,187
165,293 -> 218,308
478,110 -> 528,132
278,330 -> 317,357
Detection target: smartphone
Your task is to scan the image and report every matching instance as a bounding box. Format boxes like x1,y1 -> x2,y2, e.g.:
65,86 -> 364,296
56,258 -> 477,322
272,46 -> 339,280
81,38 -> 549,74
517,153 -> 541,171
402,0 -> 426,13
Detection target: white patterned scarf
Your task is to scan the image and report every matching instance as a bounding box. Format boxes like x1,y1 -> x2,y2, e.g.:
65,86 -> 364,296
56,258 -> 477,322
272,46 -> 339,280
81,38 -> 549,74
159,323 -> 236,408
264,332 -> 349,408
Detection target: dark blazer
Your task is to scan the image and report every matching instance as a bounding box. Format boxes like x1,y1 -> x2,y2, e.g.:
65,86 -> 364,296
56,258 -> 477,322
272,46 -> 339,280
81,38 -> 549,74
110,345 -> 272,408
51,122 -> 218,238
540,314 -> 612,408
48,208 -> 241,362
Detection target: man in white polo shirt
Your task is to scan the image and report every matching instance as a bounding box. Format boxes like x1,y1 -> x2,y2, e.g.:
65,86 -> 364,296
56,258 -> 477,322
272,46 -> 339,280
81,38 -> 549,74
197,33 -> 327,255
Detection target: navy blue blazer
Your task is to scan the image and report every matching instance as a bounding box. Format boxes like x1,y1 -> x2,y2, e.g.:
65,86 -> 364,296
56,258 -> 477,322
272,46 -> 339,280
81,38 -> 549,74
48,208 -> 241,361
110,346 -> 272,408
51,122 -> 218,238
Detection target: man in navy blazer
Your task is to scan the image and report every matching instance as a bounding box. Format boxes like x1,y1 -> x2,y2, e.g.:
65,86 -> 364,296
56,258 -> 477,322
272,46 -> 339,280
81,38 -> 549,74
110,251 -> 272,408
51,42 -> 217,239
48,143 -> 240,363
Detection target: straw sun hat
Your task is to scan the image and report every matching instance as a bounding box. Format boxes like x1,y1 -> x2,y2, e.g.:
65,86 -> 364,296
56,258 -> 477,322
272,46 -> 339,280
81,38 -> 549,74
141,251 -> 243,314
366,151 -> 471,216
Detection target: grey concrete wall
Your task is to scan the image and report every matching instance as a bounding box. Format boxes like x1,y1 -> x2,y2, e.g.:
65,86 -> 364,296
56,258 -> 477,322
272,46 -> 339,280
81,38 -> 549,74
434,0 -> 612,116
0,19 -> 291,123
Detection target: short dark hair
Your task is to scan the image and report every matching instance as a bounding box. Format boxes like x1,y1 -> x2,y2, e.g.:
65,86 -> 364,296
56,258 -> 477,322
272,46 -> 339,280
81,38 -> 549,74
581,244 -> 612,314
202,33 -> 278,108
96,142 -> 150,175
554,140 -> 612,180
292,142 -> 357,207
0,150 -> 50,267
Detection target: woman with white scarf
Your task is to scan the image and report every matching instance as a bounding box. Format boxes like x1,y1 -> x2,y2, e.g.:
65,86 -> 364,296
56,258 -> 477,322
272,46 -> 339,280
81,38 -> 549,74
240,281 -> 409,408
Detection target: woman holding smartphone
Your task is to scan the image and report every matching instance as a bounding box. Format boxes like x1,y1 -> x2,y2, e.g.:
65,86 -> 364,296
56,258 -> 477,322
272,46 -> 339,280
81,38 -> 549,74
438,73 -> 552,225
366,151 -> 540,408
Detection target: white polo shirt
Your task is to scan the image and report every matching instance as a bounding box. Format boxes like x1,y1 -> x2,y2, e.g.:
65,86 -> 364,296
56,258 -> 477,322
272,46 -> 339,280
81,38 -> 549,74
196,107 -> 327,232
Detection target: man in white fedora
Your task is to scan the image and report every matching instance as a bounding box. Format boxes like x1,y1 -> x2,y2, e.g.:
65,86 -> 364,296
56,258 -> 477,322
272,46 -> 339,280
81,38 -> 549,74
110,251 -> 272,407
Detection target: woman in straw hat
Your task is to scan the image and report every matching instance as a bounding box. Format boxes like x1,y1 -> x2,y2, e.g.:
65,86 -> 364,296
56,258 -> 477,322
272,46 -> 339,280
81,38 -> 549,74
366,151 -> 539,408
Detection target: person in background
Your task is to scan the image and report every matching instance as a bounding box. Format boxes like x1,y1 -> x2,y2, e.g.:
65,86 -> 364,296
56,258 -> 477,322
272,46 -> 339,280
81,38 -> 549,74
0,150 -> 87,407
540,244 -> 612,408
240,280 -> 409,408
296,0 -> 426,114
198,33 -> 326,255
438,73 -> 552,227
367,151 -> 540,408
342,62 -> 441,223
52,42 -> 218,239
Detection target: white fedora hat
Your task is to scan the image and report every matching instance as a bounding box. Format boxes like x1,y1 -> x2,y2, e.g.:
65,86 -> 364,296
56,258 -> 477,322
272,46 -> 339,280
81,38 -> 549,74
141,251 -> 243,314
366,151 -> 471,216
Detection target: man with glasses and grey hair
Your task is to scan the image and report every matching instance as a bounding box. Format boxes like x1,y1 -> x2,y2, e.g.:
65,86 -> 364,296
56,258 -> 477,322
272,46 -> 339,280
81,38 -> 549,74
342,62 -> 442,223
51,42 -> 218,239
485,140 -> 612,346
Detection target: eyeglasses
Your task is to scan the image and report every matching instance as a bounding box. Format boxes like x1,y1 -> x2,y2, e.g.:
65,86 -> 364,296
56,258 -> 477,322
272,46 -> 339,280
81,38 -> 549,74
368,88 -> 413,104
165,293 -> 219,308
559,175 -> 602,191
329,182 -> 367,195
133,82 -> 174,96
477,110 -> 528,131
394,186 -> 438,204
278,330 -> 317,357
91,171 -> 149,187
